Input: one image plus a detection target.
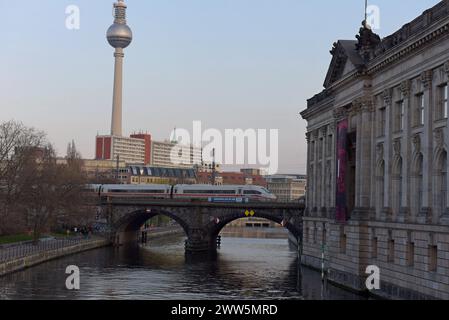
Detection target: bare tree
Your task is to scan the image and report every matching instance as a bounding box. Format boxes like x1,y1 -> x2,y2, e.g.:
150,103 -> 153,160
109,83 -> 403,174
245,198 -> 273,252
1,122 -> 91,241
0,121 -> 46,235
58,140 -> 90,229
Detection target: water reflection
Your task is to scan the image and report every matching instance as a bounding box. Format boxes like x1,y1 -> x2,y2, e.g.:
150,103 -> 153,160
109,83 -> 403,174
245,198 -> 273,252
0,230 -> 364,300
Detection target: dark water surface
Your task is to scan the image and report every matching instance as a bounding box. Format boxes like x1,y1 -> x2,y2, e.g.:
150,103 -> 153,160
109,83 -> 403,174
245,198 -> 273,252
0,229 -> 363,300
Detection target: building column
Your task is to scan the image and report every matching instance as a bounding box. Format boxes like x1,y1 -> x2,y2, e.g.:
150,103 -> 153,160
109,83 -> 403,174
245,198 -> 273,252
320,126 -> 327,215
353,97 -> 374,219
444,62 -> 449,223
305,132 -> 311,215
312,130 -> 319,214
359,99 -> 374,209
400,80 -> 411,222
419,70 -> 434,223
329,123 -> 337,215
382,89 -> 393,220
439,61 -> 449,225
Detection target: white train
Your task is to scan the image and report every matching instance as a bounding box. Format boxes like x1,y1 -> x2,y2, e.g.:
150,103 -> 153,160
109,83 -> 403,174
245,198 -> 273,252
88,184 -> 276,202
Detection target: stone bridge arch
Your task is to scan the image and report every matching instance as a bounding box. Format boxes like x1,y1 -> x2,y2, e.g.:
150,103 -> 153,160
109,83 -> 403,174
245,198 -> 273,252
112,208 -> 190,245
209,209 -> 302,240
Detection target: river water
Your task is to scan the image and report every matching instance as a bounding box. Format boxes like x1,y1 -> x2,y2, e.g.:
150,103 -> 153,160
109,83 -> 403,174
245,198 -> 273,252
0,228 -> 363,300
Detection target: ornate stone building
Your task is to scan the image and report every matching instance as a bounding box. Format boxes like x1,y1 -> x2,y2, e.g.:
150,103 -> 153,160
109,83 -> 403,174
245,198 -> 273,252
301,1 -> 449,299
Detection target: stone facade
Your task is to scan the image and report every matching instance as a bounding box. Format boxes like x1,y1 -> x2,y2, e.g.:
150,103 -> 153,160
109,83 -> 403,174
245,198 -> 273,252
300,1 -> 449,300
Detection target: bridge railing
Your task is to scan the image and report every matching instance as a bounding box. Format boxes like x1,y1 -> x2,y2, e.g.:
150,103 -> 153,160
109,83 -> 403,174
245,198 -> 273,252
0,235 -> 101,264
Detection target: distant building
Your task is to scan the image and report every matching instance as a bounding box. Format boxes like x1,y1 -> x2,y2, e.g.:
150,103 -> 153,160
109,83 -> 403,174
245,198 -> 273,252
266,174 -> 306,202
197,169 -> 267,187
151,140 -> 202,169
95,133 -> 201,169
96,134 -> 150,165
57,158 -> 129,184
195,162 -> 222,173
225,218 -> 279,228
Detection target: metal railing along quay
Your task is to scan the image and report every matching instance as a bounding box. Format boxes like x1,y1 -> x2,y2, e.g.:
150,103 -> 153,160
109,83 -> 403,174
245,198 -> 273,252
0,236 -> 101,264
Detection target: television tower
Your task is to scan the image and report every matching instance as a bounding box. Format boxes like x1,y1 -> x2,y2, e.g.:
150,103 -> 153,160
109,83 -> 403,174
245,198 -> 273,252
107,0 -> 133,137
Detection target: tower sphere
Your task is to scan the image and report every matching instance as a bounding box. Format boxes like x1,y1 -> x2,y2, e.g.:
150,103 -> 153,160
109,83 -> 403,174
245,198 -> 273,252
107,23 -> 133,49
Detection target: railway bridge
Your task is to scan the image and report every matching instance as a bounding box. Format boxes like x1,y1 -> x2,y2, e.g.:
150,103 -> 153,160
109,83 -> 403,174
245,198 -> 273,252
98,197 -> 304,253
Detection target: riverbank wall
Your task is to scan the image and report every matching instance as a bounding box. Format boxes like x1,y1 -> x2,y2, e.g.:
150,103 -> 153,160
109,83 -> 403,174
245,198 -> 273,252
0,238 -> 109,277
147,228 -> 184,240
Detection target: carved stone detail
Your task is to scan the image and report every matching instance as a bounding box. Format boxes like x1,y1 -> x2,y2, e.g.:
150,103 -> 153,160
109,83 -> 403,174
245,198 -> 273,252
376,143 -> 384,161
420,70 -> 433,89
393,139 -> 401,156
435,128 -> 444,148
400,80 -> 411,97
444,61 -> 449,74
320,126 -> 328,137
305,132 -> 311,143
383,89 -> 393,106
328,123 -> 336,134
413,134 -> 421,153
333,107 -> 348,121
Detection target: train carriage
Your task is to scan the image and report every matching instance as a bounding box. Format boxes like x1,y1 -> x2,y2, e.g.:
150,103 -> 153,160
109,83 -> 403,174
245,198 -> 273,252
93,184 -> 277,202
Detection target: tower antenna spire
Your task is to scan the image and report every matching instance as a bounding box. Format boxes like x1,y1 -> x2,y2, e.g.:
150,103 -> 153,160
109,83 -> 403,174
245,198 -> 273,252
364,0 -> 368,22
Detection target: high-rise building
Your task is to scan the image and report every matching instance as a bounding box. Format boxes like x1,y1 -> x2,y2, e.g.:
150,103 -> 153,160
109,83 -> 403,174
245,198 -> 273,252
95,134 -> 151,165
151,140 -> 202,169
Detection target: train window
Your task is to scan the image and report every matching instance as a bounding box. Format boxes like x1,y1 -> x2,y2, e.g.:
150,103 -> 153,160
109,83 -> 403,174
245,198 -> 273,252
243,190 -> 262,195
110,189 -> 165,193
184,190 -> 236,194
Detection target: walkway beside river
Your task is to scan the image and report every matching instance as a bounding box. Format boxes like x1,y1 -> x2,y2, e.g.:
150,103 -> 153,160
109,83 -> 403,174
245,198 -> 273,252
0,236 -> 109,277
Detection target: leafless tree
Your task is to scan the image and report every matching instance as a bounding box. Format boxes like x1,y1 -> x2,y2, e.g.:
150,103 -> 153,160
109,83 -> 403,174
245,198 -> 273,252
0,120 -> 46,235
1,121 -> 91,240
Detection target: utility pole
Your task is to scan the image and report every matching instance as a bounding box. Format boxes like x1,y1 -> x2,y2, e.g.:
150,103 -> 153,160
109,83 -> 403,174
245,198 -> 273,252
116,154 -> 120,183
211,148 -> 216,185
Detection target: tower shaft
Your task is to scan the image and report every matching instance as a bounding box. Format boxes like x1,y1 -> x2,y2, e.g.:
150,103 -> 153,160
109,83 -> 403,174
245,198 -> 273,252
107,0 -> 132,137
111,48 -> 124,136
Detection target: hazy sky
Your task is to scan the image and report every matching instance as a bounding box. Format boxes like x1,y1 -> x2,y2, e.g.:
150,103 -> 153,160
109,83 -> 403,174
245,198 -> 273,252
1,0 -> 440,173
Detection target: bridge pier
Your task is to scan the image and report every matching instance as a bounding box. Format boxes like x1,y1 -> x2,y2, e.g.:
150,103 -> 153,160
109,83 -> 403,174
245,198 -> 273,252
114,230 -> 139,246
185,228 -> 217,254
